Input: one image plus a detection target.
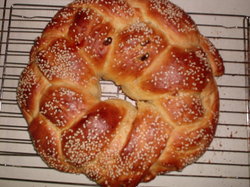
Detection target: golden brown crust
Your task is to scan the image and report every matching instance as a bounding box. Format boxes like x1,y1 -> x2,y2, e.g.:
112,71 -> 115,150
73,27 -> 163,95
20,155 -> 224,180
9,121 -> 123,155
199,35 -> 224,76
17,0 -> 224,186
17,63 -> 50,123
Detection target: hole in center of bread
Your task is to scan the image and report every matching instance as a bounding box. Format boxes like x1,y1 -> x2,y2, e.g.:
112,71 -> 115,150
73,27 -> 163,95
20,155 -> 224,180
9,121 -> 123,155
100,79 -> 136,106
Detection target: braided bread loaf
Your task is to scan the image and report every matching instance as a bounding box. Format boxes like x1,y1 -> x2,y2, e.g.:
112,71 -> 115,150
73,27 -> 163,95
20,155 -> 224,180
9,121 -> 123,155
17,0 -> 224,186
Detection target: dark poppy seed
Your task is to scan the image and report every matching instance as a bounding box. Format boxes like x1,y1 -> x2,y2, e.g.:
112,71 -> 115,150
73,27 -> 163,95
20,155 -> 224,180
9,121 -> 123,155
103,37 -> 112,46
140,53 -> 149,61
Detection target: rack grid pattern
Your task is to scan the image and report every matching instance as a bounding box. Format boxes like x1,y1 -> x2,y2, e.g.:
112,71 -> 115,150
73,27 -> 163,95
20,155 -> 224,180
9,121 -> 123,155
0,3 -> 250,187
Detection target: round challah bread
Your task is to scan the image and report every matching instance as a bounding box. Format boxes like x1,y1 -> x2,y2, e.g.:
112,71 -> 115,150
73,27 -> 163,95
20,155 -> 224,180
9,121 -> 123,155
17,0 -> 224,186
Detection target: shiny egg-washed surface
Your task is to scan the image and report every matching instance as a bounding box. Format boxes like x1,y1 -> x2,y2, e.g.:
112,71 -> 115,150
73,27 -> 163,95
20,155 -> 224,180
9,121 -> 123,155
17,0 -> 224,186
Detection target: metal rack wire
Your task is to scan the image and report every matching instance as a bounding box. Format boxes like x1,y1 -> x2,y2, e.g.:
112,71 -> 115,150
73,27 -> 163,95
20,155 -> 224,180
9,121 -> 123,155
0,3 -> 249,187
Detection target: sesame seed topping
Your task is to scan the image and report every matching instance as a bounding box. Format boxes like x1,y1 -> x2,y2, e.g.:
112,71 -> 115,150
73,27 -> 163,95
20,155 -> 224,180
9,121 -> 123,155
111,20 -> 167,78
161,94 -> 204,125
40,87 -> 87,128
142,47 -> 212,93
17,65 -> 39,109
36,38 -> 96,86
148,0 -> 197,33
140,39 -> 151,46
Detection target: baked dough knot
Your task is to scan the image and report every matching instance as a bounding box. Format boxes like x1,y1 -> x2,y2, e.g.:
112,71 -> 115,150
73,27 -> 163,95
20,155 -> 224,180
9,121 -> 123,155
17,0 -> 224,186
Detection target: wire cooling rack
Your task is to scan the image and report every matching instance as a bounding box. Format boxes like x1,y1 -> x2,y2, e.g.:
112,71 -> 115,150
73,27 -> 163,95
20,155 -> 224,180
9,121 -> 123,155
0,3 -> 249,187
